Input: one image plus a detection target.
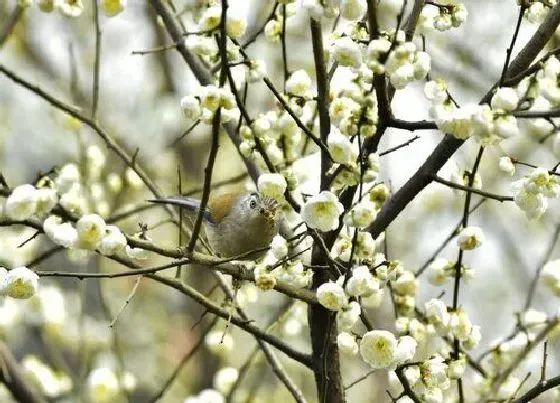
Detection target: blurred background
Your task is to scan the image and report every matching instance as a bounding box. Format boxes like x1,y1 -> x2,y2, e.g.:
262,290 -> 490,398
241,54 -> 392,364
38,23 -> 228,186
1,0 -> 560,401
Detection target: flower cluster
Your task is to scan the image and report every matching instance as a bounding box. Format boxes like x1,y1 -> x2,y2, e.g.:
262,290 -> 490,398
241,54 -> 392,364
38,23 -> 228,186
180,86 -> 239,124
418,2 -> 468,33
521,0 -> 553,24
511,167 -> 560,219
427,80 -> 521,144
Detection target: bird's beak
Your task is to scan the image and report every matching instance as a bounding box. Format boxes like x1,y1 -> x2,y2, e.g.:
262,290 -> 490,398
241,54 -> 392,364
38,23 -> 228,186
260,208 -> 275,221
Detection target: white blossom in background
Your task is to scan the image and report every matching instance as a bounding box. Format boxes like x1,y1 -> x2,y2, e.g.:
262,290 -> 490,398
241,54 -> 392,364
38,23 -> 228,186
450,309 -> 473,341
498,156 -> 516,176
463,324 -> 481,350
337,331 -> 359,355
360,330 -> 398,369
180,95 -> 202,120
22,356 -> 72,398
512,167 -> 559,219
541,259 -> 560,296
213,367 -> 238,395
428,258 -> 452,286
87,367 -> 120,403
1,266 -> 39,299
257,173 -> 287,201
425,298 -> 450,335
316,282 -> 348,311
456,226 -> 484,251
5,184 -> 38,220
101,0 -> 126,16
205,330 -> 234,356
186,389 -> 225,403
302,191 -> 344,232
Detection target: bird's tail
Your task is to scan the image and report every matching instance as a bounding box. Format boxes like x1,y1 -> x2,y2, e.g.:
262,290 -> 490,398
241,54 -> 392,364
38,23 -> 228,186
147,197 -> 214,223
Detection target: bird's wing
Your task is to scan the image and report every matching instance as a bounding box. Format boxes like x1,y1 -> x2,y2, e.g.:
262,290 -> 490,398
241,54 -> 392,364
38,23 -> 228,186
207,192 -> 242,223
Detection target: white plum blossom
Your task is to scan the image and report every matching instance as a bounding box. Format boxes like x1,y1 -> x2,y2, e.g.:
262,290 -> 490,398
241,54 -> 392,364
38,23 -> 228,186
463,325 -> 482,350
1,266 -> 39,299
526,2 -> 547,24
450,309 -> 473,341
360,330 -> 398,369
59,0 -> 84,17
76,214 -> 107,250
491,87 -> 519,112
428,258 -> 452,286
332,37 -> 362,68
345,265 -> 379,297
456,226 -> 484,251
447,358 -> 466,380
5,184 -> 38,220
302,191 -> 344,232
43,216 -> 78,249
316,282 -> 348,311
226,10 -> 247,38
99,226 -> 127,256
270,235 -> 288,260
337,332 -> 359,355
199,6 -> 221,30
328,127 -> 358,165
344,199 -> 377,228
286,70 -> 312,97
421,354 -> 449,389
395,335 -> 417,363
257,173 -> 287,201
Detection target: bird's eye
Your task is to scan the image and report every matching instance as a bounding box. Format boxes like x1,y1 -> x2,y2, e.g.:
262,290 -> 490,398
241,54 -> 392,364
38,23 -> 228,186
249,198 -> 258,209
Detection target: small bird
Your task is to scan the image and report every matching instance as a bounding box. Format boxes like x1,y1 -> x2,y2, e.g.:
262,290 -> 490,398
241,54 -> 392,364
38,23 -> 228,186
149,192 -> 279,258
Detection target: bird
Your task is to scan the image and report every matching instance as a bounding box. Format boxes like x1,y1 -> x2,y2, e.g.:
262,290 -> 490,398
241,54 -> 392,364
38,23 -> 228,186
149,192 -> 280,258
